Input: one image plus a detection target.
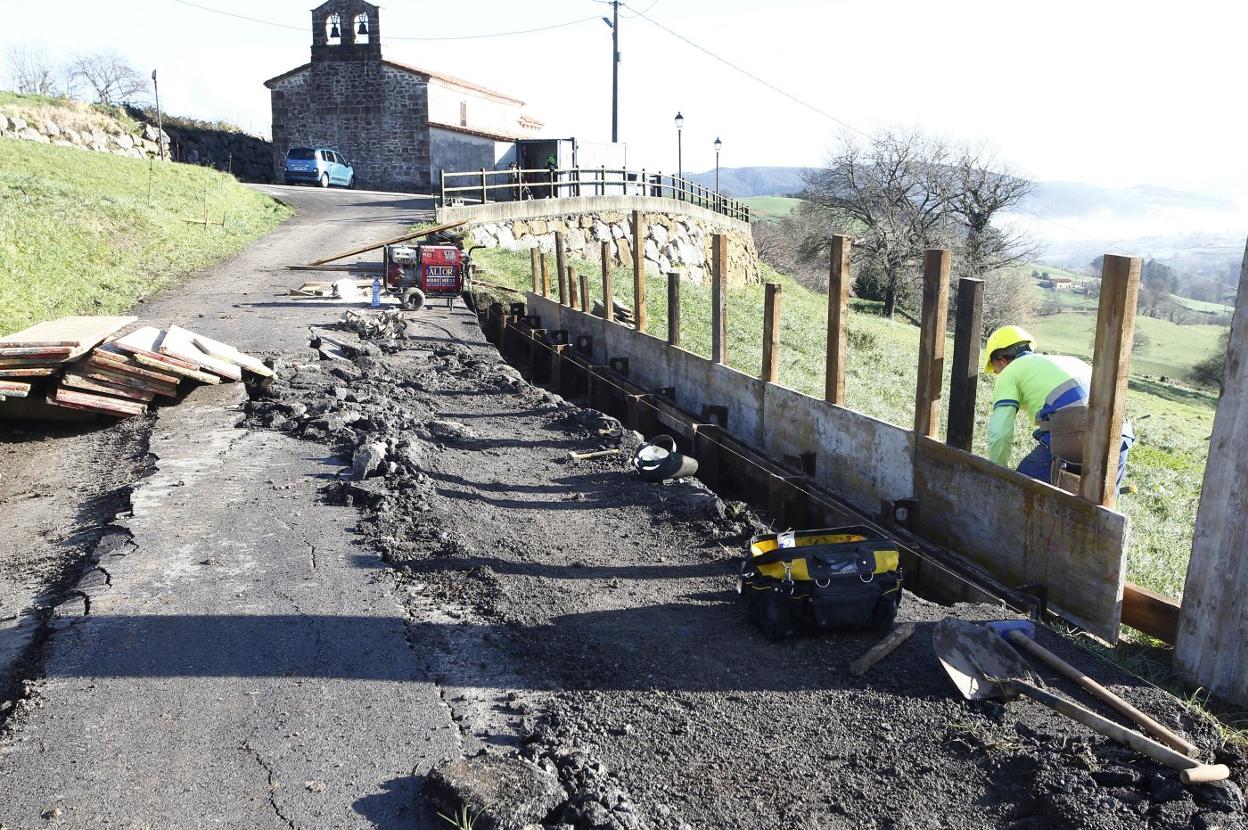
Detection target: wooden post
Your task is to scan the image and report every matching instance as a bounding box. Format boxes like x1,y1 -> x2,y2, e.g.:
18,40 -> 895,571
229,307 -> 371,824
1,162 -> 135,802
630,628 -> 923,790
529,248 -> 540,293
555,231 -> 567,305
761,282 -> 782,382
666,271 -> 681,346
946,277 -> 985,451
540,252 -> 550,297
825,235 -> 851,404
914,249 -> 951,438
600,241 -> 614,322
631,210 -> 646,332
1079,254 -> 1141,508
710,233 -> 728,364
567,266 -> 579,309
1176,240 -> 1248,704
579,270 -> 589,312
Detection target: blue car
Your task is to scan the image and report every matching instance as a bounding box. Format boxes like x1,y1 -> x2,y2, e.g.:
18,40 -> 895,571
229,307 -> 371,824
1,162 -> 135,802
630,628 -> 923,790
284,147 -> 354,188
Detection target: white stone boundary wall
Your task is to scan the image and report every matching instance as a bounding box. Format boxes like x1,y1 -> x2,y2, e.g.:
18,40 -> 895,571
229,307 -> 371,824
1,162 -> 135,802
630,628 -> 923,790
2,113 -> 167,159
440,196 -> 759,287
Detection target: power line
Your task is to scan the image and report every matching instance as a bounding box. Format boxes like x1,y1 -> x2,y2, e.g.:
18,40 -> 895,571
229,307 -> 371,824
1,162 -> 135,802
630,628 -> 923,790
621,2 -> 1242,296
174,0 -> 599,41
620,2 -> 867,139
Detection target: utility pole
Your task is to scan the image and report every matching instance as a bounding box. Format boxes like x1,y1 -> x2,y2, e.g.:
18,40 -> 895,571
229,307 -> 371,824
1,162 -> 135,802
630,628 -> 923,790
151,69 -> 165,161
603,2 -> 620,142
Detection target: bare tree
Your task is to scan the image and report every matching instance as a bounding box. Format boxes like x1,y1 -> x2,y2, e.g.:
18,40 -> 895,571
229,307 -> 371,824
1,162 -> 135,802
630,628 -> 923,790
67,51 -> 147,106
803,130 -> 955,318
947,146 -> 1035,280
5,42 -> 61,96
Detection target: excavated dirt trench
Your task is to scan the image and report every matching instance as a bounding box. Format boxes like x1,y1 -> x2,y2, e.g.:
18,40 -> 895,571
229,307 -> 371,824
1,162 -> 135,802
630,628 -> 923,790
244,306 -> 1246,830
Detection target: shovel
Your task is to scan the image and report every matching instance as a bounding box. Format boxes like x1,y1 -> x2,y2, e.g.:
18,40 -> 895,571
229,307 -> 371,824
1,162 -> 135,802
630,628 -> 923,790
933,618 -> 1228,784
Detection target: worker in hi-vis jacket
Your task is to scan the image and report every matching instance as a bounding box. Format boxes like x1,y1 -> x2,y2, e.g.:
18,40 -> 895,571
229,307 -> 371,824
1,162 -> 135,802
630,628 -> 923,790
984,325 -> 1134,485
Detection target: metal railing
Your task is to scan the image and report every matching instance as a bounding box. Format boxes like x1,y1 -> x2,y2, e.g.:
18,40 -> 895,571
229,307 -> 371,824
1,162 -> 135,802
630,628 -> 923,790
439,166 -> 750,223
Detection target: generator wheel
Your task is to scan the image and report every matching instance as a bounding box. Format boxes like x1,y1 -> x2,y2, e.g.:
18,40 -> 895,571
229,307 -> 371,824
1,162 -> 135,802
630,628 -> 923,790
402,287 -> 426,310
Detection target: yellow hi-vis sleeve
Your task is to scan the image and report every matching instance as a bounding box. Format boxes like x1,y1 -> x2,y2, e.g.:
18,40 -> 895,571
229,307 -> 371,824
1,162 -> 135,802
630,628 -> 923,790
988,403 -> 1018,466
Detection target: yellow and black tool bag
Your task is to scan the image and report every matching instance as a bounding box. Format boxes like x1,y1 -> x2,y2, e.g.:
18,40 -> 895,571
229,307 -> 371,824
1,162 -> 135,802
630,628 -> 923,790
738,525 -> 903,641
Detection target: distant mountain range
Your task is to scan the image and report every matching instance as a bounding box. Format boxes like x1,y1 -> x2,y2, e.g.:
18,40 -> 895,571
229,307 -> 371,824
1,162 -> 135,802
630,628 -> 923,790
689,166 -> 1245,278
686,166 -> 810,198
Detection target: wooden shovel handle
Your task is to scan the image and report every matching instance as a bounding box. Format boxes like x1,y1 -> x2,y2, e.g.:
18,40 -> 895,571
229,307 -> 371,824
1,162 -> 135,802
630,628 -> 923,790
1006,630 -> 1200,758
1010,680 -> 1228,783
850,623 -> 915,677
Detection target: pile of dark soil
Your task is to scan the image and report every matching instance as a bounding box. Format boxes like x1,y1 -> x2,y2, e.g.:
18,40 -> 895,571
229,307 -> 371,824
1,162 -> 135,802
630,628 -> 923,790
242,315 -> 1246,830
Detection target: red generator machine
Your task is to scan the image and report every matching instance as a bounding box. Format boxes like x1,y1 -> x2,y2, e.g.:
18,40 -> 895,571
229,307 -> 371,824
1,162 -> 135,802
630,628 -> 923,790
383,243 -> 471,310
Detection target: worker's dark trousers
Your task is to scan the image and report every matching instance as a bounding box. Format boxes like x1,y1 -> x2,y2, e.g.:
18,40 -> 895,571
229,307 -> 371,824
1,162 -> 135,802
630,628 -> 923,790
1017,437 -> 1133,487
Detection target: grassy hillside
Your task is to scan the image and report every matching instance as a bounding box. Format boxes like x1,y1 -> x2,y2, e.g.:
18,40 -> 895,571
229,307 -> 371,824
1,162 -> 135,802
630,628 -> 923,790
1030,311 -> 1225,379
469,244 -> 1215,600
0,137 -> 289,335
741,196 -> 801,222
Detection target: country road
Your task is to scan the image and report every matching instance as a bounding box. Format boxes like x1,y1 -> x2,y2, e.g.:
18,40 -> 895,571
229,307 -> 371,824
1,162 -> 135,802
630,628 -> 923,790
0,185 -> 456,829
0,185 -> 1242,830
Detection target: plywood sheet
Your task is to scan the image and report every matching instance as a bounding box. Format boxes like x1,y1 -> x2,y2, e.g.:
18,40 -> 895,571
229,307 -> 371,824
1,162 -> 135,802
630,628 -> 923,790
0,316 -> 136,356
159,326 -> 242,381
0,381 -> 31,398
763,383 -> 915,514
104,333 -> 221,384
546,302 -> 607,365
0,367 -> 57,377
62,372 -> 155,402
524,293 -> 563,333
913,437 -> 1128,642
606,326 -> 674,393
48,387 -> 146,418
187,330 -> 273,378
82,361 -> 178,397
658,346 -> 766,446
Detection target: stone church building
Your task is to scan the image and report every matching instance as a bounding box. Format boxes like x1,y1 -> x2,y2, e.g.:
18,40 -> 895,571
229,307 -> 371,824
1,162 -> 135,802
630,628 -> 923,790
264,0 -> 541,192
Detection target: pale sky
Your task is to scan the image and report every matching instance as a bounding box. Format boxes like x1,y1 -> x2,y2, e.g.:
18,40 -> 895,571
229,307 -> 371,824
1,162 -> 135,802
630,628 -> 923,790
5,0 -> 1245,203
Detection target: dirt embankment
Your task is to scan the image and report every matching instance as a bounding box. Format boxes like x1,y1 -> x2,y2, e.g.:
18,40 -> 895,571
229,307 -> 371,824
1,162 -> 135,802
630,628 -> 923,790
244,314 -> 1247,830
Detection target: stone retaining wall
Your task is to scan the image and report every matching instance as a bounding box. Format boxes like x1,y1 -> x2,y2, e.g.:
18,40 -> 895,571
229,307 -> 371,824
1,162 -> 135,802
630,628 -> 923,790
447,197 -> 759,287
0,112 -> 273,182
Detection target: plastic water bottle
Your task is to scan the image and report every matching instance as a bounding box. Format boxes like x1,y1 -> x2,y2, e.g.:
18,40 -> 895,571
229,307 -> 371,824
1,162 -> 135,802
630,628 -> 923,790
370,276 -> 381,308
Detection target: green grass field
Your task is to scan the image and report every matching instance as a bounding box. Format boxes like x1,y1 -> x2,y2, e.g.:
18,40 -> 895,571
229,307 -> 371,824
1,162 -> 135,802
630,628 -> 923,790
741,196 -> 801,222
0,137 -> 290,335
470,244 -> 1219,601
1030,311 -> 1226,379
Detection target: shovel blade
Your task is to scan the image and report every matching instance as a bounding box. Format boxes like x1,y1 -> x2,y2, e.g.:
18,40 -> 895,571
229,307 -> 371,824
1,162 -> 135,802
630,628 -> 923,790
933,617 -> 1038,701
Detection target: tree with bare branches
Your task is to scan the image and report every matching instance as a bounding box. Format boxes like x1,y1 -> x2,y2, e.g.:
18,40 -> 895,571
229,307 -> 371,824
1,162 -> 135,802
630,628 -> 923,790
5,43 -> 61,96
803,130 -> 956,318
947,146 -> 1035,281
66,50 -> 147,106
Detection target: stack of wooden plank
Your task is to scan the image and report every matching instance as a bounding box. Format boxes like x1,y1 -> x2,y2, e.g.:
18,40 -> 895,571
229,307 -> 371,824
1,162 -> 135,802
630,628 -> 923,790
0,316 -> 136,379
0,317 -> 271,419
0,380 -> 31,401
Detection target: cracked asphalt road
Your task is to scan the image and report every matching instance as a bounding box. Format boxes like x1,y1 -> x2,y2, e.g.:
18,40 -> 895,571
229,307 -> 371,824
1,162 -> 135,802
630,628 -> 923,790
0,186 -> 462,829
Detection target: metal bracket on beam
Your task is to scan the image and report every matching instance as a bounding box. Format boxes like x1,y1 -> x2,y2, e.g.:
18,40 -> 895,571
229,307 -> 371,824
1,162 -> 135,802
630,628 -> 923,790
522,315 -> 541,329
575,335 -> 594,357
549,329 -> 569,346
608,357 -> 630,376
700,404 -> 729,428
1015,583 -> 1049,621
887,498 -> 920,530
657,386 -> 676,402
509,301 -> 526,317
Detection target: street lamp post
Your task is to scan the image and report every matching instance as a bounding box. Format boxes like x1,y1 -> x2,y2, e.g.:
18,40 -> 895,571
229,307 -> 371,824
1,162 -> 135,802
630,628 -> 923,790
714,136 -> 722,192
714,137 -> 722,212
674,111 -> 684,199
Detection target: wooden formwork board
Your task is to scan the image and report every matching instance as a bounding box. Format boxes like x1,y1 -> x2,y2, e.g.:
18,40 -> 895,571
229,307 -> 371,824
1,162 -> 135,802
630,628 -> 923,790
762,383 -> 915,517
913,436 -> 1128,643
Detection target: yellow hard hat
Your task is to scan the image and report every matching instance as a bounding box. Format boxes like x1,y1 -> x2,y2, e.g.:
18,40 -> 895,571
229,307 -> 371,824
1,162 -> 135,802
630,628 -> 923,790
984,325 -> 1036,374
